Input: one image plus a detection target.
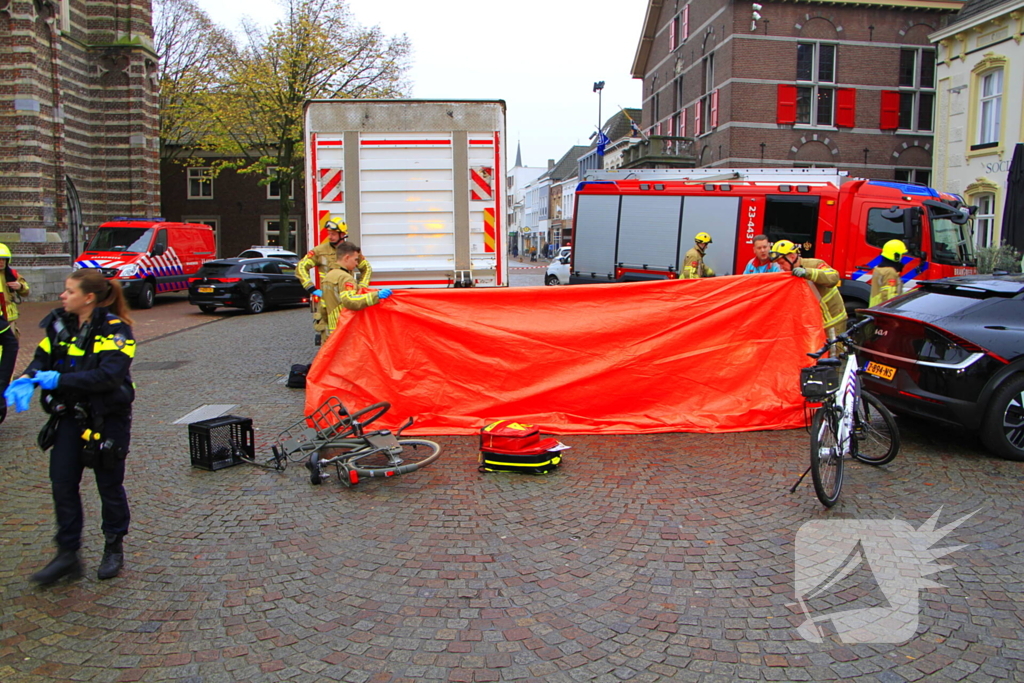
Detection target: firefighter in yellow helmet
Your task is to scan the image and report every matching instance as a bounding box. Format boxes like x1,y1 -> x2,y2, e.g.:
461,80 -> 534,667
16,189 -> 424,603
296,220 -> 372,344
770,239 -> 847,338
1,242 -> 30,424
321,241 -> 390,341
681,232 -> 716,279
869,239 -> 907,307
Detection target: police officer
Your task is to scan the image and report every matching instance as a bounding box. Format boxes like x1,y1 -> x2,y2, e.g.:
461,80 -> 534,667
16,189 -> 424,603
869,239 -> 907,307
1,242 -> 30,423
682,232 -> 716,279
321,242 -> 391,340
297,221 -> 372,343
770,239 -> 848,338
4,269 -> 136,584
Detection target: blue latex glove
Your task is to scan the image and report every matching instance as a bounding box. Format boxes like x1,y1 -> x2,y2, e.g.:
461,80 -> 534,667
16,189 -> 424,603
34,371 -> 61,390
378,288 -> 393,300
792,266 -> 807,279
4,377 -> 36,413
312,289 -> 322,298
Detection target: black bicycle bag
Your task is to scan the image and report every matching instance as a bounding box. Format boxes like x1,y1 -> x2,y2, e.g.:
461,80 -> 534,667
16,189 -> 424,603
287,364 -> 309,388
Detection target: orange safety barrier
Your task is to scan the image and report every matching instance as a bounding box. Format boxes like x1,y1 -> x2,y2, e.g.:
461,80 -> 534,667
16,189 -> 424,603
306,273 -> 824,435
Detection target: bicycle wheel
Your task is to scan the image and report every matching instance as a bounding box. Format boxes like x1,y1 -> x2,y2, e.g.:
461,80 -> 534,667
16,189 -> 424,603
810,407 -> 845,508
348,439 -> 442,479
852,392 -> 901,466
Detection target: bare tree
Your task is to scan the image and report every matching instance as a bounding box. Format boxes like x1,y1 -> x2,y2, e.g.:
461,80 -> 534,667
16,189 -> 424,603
153,0 -> 236,160
205,0 -> 412,250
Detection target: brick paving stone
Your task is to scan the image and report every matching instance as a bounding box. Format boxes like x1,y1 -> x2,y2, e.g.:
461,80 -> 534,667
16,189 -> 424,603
0,307 -> 1022,682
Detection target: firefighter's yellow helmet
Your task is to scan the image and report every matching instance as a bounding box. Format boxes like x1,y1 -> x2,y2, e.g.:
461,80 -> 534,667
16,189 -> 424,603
0,242 -> 10,259
694,232 -> 713,244
881,239 -> 907,262
769,239 -> 799,260
325,220 -> 347,233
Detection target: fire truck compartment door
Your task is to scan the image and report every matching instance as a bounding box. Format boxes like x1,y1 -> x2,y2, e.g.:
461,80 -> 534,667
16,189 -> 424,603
616,195 -> 683,274
679,196 -> 740,276
574,195 -> 620,279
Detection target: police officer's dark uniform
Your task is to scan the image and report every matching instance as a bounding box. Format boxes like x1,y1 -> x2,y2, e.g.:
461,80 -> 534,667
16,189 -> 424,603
25,303 -> 136,583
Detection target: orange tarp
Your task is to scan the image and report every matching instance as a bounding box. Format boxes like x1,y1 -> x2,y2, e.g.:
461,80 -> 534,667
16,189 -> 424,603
305,273 -> 825,435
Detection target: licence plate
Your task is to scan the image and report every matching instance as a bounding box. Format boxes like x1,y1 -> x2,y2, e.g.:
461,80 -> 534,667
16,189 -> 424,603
865,361 -> 896,381
198,287 -> 214,293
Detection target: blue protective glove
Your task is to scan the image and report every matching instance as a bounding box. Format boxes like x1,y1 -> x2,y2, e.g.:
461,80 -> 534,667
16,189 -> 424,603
312,289 -> 322,298
4,377 -> 37,413
33,371 -> 61,390
792,266 -> 807,279
378,288 -> 393,300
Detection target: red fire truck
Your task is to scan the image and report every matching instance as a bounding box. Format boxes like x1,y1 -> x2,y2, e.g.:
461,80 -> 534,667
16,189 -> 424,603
569,168 -> 977,312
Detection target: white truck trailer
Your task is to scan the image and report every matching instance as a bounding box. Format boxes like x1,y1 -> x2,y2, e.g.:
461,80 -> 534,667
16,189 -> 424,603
303,99 -> 508,288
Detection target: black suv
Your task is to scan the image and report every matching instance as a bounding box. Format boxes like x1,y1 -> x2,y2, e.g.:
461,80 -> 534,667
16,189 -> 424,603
187,258 -> 308,314
856,274 -> 1024,460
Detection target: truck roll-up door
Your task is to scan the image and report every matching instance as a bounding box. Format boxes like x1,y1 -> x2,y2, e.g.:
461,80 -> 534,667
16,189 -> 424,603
679,196 -> 740,277
572,195 -> 620,282
616,195 -> 683,279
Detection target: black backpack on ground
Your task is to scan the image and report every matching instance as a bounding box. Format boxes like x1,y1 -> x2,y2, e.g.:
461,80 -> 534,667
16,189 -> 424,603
286,364 -> 309,388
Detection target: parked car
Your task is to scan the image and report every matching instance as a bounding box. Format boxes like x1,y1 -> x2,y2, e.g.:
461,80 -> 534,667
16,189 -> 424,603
237,246 -> 300,264
545,254 -> 570,286
856,274 -> 1024,461
75,219 -> 216,309
187,258 -> 308,314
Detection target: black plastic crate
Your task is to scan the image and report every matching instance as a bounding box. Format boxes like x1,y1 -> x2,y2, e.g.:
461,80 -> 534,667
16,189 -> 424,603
188,416 -> 255,470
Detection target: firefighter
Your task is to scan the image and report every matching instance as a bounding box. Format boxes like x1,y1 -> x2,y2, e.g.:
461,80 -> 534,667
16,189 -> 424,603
682,232 -> 715,279
321,241 -> 391,341
869,239 -> 907,307
296,221 -> 372,343
1,242 -> 30,424
770,239 -> 848,338
4,269 -> 136,584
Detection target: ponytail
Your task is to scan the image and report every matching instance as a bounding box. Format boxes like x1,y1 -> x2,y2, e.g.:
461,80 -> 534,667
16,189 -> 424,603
68,269 -> 134,325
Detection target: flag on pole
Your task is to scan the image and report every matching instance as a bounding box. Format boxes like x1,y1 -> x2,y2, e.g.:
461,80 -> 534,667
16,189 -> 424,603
597,130 -> 610,156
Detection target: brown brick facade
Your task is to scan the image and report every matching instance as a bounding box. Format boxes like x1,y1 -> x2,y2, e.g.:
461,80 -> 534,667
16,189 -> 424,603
636,0 -> 963,179
0,0 -> 159,270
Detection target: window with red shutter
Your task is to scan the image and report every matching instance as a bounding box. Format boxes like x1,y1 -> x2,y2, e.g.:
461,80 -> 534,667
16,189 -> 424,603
695,102 -> 702,135
835,88 -> 856,128
777,84 -> 797,124
880,90 -> 900,130
682,5 -> 689,41
711,89 -> 719,128
680,108 -> 687,137
670,18 -> 677,51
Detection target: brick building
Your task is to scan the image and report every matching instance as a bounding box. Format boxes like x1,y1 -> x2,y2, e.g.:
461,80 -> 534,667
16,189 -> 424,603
0,0 -> 159,297
159,157 -> 307,258
631,0 -> 964,179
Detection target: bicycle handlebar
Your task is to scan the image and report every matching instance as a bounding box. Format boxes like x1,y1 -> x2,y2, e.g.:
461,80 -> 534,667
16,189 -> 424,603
807,315 -> 873,360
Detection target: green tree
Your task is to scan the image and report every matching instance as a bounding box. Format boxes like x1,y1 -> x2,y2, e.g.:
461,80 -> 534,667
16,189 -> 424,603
206,0 -> 411,250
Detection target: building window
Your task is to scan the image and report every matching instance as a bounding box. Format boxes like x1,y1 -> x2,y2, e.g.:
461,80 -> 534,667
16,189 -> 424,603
670,15 -> 678,50
264,219 -> 298,247
188,168 -> 214,199
795,43 -> 835,127
973,193 -> 995,248
897,48 -> 935,132
699,54 -> 715,135
267,167 -> 294,200
894,168 -> 931,186
978,69 -> 1002,146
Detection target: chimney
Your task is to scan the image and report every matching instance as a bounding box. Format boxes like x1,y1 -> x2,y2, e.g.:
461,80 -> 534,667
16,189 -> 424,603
548,159 -> 555,170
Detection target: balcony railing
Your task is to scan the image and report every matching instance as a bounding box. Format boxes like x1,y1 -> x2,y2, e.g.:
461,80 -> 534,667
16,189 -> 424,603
620,136 -> 697,169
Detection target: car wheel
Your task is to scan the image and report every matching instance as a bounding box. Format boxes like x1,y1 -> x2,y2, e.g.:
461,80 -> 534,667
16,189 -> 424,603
245,289 -> 266,314
198,304 -> 217,314
981,374 -> 1024,461
135,282 -> 155,309
545,274 -> 561,286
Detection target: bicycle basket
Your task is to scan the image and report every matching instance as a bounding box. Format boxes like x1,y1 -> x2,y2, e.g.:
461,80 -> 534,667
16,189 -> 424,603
800,365 -> 839,400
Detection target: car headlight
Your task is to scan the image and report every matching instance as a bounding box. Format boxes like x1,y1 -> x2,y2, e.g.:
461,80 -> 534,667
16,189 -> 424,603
118,263 -> 140,278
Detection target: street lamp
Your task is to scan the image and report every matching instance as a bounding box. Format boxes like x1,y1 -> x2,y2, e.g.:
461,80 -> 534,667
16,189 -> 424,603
593,81 -> 605,132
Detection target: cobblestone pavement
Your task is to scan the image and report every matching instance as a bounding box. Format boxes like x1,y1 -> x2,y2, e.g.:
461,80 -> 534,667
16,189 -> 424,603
1,305 -> 1023,683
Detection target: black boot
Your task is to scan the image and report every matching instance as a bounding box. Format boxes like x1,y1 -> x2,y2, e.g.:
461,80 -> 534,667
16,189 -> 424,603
97,533 -> 124,580
30,549 -> 82,585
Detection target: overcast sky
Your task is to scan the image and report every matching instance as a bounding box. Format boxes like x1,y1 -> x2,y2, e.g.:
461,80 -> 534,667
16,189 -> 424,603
192,0 -> 645,169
